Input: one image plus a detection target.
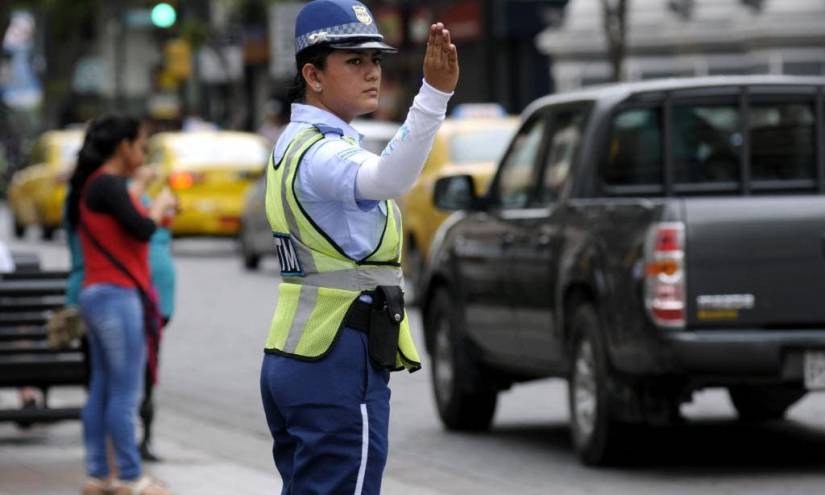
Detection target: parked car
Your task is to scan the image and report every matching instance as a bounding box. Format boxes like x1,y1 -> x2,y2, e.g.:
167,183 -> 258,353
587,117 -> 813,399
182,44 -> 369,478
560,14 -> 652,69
399,116 -> 518,302
146,131 -> 269,237
238,119 -> 400,270
421,76 -> 825,466
7,130 -> 83,239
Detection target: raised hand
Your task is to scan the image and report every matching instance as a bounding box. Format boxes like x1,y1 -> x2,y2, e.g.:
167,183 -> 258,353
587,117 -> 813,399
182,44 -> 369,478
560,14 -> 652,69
423,23 -> 459,93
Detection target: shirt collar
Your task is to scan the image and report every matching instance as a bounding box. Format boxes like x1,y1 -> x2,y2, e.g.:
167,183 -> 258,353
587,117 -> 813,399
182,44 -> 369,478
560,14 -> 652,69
290,103 -> 363,143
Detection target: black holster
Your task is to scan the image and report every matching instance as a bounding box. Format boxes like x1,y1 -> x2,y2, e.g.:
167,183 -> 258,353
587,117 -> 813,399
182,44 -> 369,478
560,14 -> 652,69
367,286 -> 404,369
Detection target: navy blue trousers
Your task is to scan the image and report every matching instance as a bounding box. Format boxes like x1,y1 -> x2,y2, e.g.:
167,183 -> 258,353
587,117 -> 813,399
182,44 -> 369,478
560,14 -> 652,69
260,328 -> 391,495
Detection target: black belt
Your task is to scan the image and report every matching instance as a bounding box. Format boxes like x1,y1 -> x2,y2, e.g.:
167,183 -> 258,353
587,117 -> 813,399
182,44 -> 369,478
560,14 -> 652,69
343,298 -> 372,333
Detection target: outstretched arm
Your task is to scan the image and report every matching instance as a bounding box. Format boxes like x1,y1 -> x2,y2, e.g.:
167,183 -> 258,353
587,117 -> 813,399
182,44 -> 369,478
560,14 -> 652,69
355,23 -> 460,201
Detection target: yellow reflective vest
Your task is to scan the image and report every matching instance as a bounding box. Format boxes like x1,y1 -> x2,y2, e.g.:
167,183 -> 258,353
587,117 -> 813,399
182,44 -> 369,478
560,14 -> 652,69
264,126 -> 421,372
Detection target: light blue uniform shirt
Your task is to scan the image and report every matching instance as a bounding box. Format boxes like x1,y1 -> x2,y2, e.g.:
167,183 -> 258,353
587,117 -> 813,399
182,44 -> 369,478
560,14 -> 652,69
272,104 -> 389,261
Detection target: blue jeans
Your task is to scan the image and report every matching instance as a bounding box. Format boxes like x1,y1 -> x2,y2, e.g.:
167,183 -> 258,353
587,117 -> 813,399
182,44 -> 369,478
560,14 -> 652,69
79,284 -> 145,481
260,328 -> 391,495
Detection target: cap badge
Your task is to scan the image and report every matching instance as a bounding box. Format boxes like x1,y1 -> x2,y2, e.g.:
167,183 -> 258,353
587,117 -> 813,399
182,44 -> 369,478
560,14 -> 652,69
352,5 -> 372,25
308,32 -> 328,44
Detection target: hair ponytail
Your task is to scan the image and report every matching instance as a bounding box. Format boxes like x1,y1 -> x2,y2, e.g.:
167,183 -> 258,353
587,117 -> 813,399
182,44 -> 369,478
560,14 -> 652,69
67,115 -> 140,227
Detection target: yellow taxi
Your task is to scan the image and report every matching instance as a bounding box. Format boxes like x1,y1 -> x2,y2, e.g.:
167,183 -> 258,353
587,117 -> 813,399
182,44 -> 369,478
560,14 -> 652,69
7,129 -> 84,239
400,114 -> 518,297
146,131 -> 269,237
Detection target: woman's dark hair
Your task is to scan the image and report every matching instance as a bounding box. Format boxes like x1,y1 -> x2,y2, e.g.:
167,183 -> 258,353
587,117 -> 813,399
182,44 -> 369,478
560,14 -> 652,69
287,45 -> 334,103
67,115 -> 141,227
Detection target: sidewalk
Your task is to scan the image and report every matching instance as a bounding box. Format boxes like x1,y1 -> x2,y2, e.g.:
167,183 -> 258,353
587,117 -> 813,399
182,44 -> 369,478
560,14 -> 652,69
0,392 -> 439,495
0,419 -> 280,495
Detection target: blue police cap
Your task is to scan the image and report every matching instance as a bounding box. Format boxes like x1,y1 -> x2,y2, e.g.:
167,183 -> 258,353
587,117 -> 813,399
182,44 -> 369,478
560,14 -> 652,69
294,0 -> 397,55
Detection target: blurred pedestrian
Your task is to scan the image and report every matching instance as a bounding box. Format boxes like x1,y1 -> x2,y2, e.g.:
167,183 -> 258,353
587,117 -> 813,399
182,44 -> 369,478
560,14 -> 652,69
65,166 -> 177,464
257,99 -> 288,150
131,165 -> 177,462
259,1 -> 459,493
66,115 -> 176,495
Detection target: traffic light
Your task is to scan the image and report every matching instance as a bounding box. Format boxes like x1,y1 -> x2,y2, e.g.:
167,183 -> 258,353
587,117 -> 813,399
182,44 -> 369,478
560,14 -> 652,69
151,3 -> 177,29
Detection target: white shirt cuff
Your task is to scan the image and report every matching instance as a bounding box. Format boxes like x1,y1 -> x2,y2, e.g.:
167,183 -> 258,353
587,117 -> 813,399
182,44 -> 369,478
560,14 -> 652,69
417,79 -> 453,116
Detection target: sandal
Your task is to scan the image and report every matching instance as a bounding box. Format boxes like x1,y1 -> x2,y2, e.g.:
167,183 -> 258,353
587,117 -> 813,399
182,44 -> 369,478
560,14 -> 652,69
81,476 -> 112,495
111,476 -> 172,495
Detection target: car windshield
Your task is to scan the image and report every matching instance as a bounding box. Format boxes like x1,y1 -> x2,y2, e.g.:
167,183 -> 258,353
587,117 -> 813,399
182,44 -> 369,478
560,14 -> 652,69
170,136 -> 268,167
448,127 -> 516,164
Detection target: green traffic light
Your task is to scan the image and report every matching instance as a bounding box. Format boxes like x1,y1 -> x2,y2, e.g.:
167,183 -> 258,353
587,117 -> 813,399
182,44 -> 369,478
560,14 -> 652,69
151,3 -> 176,28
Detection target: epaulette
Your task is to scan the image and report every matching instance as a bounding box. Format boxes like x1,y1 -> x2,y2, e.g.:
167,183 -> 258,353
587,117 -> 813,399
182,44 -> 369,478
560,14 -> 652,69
314,124 -> 344,137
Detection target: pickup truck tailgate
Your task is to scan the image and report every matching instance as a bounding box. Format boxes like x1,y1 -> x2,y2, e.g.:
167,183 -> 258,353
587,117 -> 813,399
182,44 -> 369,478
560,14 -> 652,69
685,197 -> 825,328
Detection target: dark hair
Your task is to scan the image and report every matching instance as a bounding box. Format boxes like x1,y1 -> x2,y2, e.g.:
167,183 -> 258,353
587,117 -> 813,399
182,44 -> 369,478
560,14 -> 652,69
67,115 -> 141,227
287,45 -> 334,103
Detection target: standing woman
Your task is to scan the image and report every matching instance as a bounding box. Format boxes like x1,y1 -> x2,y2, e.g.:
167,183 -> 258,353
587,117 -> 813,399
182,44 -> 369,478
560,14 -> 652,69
66,116 -> 175,495
259,1 -> 459,493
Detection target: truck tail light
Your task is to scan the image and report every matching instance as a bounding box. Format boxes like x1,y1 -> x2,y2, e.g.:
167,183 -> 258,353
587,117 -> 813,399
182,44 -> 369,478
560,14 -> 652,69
644,222 -> 685,328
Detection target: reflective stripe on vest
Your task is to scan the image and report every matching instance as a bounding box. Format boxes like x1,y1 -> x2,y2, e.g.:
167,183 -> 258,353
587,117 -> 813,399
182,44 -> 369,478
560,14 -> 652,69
264,127 -> 420,371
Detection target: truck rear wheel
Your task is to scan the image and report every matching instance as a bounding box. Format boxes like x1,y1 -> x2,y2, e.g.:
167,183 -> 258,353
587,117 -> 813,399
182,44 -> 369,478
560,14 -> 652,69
728,385 -> 806,421
568,304 -> 628,466
428,288 -> 497,431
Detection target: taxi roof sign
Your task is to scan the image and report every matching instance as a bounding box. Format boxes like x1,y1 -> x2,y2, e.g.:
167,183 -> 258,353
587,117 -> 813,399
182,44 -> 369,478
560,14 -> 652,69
451,103 -> 507,119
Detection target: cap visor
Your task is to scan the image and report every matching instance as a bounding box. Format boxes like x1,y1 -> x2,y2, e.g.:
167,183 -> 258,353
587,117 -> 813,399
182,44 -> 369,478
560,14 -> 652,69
327,40 -> 398,54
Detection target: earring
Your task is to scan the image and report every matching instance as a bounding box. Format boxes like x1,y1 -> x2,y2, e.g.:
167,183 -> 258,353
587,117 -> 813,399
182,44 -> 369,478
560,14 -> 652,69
315,85 -> 321,91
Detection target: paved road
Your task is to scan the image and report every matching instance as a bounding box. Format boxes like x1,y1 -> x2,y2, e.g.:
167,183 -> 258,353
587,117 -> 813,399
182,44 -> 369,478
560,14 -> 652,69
4,208 -> 825,494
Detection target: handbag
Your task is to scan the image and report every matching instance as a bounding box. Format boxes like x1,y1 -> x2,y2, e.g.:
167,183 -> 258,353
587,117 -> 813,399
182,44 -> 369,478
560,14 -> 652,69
79,221 -> 164,384
46,306 -> 85,349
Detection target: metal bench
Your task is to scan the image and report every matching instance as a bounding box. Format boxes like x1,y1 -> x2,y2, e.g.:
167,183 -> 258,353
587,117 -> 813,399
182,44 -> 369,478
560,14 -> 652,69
0,266 -> 88,425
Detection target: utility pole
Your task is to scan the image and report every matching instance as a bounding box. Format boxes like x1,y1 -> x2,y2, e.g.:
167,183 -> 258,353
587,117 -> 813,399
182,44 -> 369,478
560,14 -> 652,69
113,0 -> 126,109
601,0 -> 628,82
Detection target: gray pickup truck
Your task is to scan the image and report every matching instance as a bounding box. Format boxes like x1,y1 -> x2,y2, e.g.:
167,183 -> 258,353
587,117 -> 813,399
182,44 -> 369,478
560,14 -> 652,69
421,76 -> 825,465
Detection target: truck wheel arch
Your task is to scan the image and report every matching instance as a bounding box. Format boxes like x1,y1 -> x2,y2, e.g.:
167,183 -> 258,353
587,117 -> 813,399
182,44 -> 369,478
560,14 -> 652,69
563,284 -> 598,354
421,275 -> 451,354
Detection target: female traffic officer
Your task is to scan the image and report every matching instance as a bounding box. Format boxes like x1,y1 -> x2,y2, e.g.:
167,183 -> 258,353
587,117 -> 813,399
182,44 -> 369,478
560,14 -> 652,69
259,0 -> 459,493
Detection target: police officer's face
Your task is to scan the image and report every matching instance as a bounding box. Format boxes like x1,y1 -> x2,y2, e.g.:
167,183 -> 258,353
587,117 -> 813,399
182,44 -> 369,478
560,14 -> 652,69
313,49 -> 382,121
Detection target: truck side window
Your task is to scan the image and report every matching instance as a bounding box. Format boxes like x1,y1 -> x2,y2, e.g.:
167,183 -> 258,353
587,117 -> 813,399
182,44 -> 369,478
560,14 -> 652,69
672,103 -> 741,184
600,108 -> 662,187
539,109 -> 586,205
496,118 -> 545,209
750,102 -> 816,181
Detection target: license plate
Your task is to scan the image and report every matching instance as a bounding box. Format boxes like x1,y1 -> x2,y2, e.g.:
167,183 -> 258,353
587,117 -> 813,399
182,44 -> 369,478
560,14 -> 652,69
804,351 -> 825,390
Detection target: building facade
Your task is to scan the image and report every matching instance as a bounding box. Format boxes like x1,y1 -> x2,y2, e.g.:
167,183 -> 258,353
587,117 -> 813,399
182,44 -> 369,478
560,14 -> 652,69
537,0 -> 825,92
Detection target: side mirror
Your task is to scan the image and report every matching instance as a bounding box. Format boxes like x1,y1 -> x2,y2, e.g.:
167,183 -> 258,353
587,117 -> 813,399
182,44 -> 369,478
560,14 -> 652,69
433,174 -> 479,211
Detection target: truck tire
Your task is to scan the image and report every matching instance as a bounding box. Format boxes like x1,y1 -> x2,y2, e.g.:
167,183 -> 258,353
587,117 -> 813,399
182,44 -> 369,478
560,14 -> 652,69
728,385 -> 806,421
568,303 -> 627,466
428,288 -> 497,431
